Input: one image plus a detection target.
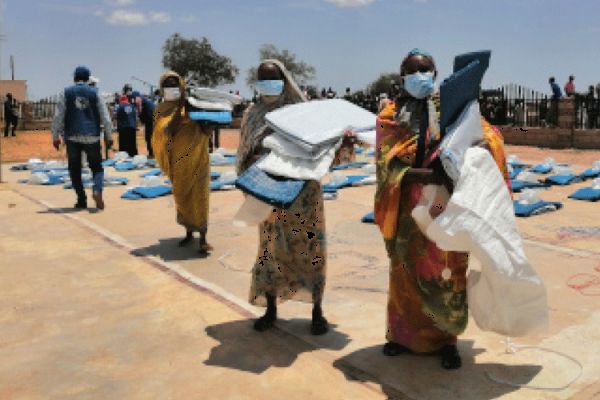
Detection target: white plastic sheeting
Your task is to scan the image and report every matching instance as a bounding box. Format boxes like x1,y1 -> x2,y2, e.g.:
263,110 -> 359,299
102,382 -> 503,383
412,147 -> 548,337
439,100 -> 484,183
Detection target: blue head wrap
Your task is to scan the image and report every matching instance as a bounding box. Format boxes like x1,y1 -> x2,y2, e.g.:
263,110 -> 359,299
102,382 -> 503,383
408,48 -> 432,58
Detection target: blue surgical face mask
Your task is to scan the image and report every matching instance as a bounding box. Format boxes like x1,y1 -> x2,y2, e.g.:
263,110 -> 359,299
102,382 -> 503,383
256,80 -> 284,96
403,72 -> 435,99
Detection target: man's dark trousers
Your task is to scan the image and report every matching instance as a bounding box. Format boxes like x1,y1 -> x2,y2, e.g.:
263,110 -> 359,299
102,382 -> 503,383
66,140 -> 104,203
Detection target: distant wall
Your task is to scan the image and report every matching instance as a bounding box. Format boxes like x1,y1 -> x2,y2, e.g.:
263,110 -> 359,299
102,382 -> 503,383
499,126 -> 600,149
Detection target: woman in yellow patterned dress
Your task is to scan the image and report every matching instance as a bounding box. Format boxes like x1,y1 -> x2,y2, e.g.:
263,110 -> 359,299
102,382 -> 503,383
152,71 -> 213,254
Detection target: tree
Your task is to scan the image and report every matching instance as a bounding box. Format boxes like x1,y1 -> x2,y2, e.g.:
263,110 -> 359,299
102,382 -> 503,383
368,73 -> 403,96
162,33 -> 239,88
246,44 -> 316,87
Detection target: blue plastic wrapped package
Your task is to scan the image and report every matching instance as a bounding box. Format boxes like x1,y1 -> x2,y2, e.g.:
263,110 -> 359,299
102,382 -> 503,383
568,178 -> 600,201
439,51 -> 490,137
544,166 -> 580,185
140,168 -> 162,177
361,211 -> 375,224
188,111 -> 233,124
530,164 -> 553,174
514,200 -> 563,217
322,174 -> 369,193
114,161 -> 136,171
511,180 -> 550,192
235,164 -> 306,209
569,187 -> 600,201
513,189 -> 562,217
133,186 -> 172,198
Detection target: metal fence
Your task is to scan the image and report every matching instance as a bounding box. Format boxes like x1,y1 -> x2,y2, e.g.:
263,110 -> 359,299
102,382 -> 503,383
29,101 -> 57,120
574,96 -> 600,129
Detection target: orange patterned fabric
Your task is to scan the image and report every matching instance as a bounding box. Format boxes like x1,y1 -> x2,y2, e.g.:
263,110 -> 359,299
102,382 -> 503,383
375,101 -> 510,353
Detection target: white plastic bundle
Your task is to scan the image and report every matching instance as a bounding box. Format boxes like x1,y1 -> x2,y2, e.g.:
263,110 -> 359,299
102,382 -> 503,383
220,171 -> 238,182
132,154 -> 148,168
542,157 -> 556,168
233,195 -> 273,227
140,176 -> 163,187
358,176 -> 377,185
328,173 -> 348,186
515,171 -> 540,183
45,160 -> 65,169
214,147 -> 235,157
27,158 -> 44,170
518,189 -> 542,205
323,192 -> 338,200
439,100 -> 484,183
28,172 -> 49,185
210,153 -> 227,163
507,154 -> 523,165
113,151 -> 129,162
553,165 -> 574,176
361,163 -> 376,175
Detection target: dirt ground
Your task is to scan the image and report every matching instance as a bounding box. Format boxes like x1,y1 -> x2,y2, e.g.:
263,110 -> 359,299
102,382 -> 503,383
2,129 -> 599,167
0,129 -> 241,163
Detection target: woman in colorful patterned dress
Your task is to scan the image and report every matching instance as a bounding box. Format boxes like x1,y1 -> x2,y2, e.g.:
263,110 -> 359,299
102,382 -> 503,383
236,60 -> 329,335
375,49 -> 509,369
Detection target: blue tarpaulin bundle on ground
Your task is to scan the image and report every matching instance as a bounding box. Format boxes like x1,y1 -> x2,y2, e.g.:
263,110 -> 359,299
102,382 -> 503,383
529,164 -> 553,174
121,185 -> 172,200
511,180 -> 550,192
514,200 -> 563,217
569,187 -> 600,202
544,174 -> 580,186
361,211 -> 375,223
322,175 -> 370,193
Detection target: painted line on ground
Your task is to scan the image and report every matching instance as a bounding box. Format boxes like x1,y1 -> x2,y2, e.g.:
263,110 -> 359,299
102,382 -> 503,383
523,238 -> 600,258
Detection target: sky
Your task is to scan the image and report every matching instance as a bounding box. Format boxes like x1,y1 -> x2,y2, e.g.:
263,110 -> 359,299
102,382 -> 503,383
1,0 -> 600,100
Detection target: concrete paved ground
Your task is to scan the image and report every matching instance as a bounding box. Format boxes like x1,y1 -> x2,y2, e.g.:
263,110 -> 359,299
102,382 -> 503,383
1,145 -> 600,399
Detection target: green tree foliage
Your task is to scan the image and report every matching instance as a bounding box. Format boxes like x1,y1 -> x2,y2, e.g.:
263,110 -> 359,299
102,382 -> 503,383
162,33 -> 239,87
368,73 -> 403,96
246,44 -> 316,87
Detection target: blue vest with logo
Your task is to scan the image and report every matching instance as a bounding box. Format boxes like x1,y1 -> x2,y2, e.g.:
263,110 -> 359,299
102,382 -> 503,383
64,84 -> 101,138
116,103 -> 137,129
140,97 -> 155,123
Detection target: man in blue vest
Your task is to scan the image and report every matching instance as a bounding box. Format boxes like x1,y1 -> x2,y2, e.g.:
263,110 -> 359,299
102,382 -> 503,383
52,66 -> 113,210
139,94 -> 155,158
115,95 -> 138,156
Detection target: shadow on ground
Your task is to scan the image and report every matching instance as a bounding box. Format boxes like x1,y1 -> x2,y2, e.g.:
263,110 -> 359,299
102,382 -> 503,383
204,319 -> 351,374
37,207 -> 91,215
131,237 -> 210,261
332,341 -> 542,400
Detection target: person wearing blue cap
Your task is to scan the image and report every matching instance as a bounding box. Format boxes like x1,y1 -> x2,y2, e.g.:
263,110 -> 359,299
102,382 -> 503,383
51,65 -> 114,210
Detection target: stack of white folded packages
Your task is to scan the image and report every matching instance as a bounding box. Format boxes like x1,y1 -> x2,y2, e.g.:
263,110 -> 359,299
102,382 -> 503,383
188,87 -> 242,112
187,88 -> 243,124
257,99 -> 376,180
